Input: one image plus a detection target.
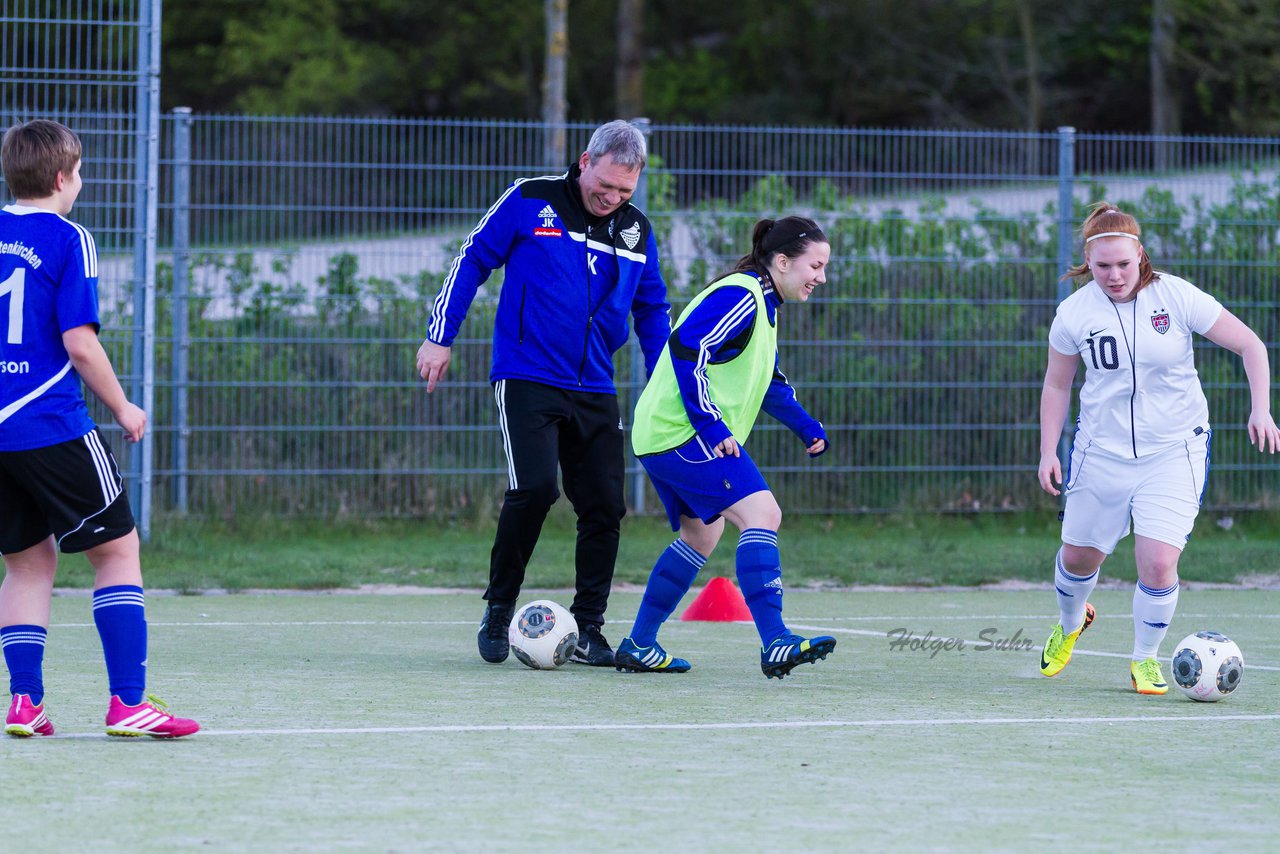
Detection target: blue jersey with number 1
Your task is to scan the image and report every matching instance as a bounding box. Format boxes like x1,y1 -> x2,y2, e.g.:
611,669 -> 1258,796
0,203 -> 100,451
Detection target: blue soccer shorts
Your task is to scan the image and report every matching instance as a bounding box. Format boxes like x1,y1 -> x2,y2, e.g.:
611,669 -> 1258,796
638,435 -> 770,531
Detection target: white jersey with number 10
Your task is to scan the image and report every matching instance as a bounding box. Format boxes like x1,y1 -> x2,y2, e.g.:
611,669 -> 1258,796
1048,272 -> 1223,459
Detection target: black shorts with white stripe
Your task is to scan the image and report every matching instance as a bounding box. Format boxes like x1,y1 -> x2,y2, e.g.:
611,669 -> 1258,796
0,427 -> 135,554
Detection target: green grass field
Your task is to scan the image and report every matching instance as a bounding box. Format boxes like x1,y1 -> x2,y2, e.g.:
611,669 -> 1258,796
5,586 -> 1277,851
52,511 -> 1280,591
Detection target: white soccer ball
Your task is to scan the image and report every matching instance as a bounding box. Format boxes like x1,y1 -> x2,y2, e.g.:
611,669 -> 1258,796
1171,631 -> 1244,702
508,600 -> 579,670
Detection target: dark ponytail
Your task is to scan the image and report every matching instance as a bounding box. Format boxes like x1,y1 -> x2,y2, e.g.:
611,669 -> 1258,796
728,216 -> 827,281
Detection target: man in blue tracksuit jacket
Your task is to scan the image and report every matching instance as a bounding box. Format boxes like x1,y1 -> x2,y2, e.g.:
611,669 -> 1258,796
416,120 -> 671,667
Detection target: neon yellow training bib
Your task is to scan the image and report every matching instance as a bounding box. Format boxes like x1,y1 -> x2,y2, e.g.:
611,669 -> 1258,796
632,272 -> 777,456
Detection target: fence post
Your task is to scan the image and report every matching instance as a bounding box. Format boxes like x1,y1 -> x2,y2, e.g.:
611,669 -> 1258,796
628,116 -> 652,514
128,0 -> 161,542
1055,126 -> 1076,483
172,107 -> 192,513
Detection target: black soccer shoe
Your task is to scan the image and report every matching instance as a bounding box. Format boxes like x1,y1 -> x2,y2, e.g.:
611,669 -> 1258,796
569,623 -> 615,666
478,602 -> 515,664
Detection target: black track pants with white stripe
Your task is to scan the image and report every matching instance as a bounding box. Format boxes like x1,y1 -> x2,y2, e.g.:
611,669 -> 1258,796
486,379 -> 626,627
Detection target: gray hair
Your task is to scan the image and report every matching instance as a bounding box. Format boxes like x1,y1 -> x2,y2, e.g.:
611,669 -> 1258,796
585,120 -> 647,169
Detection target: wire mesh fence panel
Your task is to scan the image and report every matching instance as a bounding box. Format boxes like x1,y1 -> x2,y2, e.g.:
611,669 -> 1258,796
143,116 -> 1280,517
8,34 -> 1277,522
1070,132 -> 1280,509
1,0 -> 157,527
649,125 -> 1065,514
154,116 -> 607,517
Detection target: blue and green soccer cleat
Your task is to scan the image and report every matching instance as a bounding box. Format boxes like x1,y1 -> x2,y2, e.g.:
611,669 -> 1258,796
760,633 -> 836,679
614,637 -> 691,673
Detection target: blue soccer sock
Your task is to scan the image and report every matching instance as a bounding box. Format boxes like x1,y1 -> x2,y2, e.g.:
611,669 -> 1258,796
1,624 -> 48,705
93,585 -> 148,705
736,528 -> 787,647
631,539 -> 707,647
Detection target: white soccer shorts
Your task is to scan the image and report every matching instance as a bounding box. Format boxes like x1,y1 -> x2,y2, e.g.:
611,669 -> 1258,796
1061,431 -> 1210,553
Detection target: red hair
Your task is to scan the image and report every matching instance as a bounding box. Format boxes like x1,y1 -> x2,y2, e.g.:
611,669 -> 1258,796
1060,201 -> 1157,290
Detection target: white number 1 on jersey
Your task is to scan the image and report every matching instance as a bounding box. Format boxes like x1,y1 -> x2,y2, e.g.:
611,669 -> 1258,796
0,268 -> 24,344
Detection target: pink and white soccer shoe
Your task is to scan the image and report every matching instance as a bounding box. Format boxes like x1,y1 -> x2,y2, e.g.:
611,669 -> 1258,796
105,695 -> 200,739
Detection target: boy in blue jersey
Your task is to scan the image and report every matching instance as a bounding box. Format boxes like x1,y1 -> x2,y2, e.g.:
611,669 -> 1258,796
618,216 -> 837,678
1,120 -> 198,737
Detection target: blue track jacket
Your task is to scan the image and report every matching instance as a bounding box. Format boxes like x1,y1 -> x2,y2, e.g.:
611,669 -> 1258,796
426,163 -> 671,394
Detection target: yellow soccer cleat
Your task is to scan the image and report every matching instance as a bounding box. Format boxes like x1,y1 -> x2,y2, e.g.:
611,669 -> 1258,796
1040,602 -> 1096,677
1130,657 -> 1170,695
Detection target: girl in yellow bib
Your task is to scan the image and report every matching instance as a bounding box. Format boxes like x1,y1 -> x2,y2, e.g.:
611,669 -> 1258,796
618,216 -> 836,679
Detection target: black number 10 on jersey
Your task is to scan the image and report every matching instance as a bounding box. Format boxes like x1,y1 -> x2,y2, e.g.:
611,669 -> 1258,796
1085,335 -> 1120,370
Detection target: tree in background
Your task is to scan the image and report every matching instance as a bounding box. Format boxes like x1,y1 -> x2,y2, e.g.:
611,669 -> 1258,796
1150,0 -> 1180,136
615,0 -> 645,118
1177,0 -> 1280,134
163,0 -> 544,116
543,0 -> 569,166
159,0 -> 1280,135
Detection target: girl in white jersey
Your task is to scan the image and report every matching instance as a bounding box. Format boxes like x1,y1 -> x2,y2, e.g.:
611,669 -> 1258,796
1037,201 -> 1279,695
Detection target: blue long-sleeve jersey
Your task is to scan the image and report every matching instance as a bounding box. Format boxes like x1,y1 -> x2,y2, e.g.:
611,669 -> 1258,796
667,279 -> 828,455
426,163 -> 671,394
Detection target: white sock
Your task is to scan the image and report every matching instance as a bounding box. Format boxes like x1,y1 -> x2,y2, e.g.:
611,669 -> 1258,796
1132,580 -> 1179,660
1055,548 -> 1098,633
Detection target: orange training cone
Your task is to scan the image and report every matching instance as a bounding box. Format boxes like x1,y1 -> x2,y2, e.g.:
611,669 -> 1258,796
680,576 -> 752,622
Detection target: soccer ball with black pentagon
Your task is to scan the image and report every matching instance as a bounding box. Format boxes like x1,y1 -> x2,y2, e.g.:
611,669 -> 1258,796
508,600 -> 578,670
1171,631 -> 1244,702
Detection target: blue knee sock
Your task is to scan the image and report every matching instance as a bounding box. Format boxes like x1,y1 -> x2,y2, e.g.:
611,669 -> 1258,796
93,586 -> 147,705
736,528 -> 787,646
1,624 -> 48,705
631,539 -> 707,646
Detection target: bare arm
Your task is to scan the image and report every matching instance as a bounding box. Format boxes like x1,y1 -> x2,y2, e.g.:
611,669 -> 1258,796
1203,309 -> 1280,453
62,324 -> 146,442
1038,347 -> 1079,495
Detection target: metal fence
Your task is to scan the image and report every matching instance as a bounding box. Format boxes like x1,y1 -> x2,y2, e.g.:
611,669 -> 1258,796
3,8 -> 1278,525
144,116 -> 1280,523
1,0 -> 160,532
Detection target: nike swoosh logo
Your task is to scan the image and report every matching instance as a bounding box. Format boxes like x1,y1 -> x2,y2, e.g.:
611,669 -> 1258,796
1088,328 -> 1106,336
1040,653 -> 1051,670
